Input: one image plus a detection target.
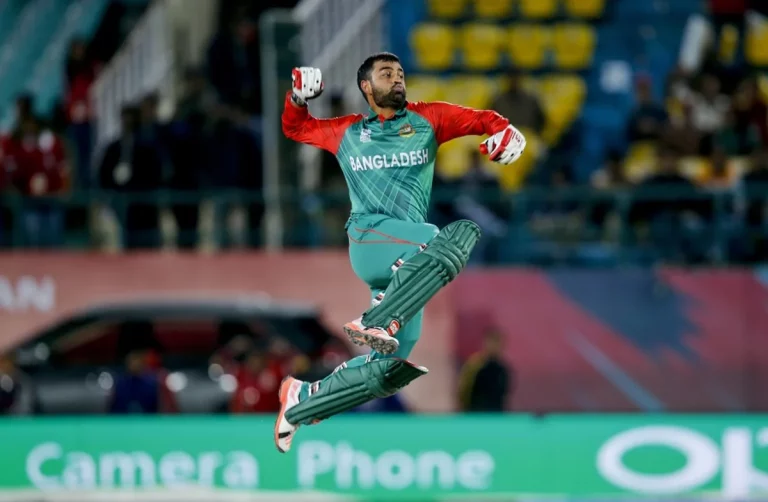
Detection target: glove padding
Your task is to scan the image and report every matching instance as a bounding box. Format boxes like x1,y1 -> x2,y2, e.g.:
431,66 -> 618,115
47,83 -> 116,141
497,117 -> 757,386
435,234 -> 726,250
291,67 -> 324,106
479,125 -> 526,165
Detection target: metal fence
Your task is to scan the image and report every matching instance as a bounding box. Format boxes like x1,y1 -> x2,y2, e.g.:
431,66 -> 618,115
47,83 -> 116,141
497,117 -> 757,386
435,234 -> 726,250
1,185 -> 766,265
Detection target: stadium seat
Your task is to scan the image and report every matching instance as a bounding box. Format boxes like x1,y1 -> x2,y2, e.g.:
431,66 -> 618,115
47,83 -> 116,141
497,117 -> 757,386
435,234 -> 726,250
472,0 -> 514,19
406,76 -> 446,103
538,74 -> 587,143
679,157 -> 711,184
552,23 -> 596,70
436,136 -> 477,179
409,24 -> 456,71
563,0 -> 605,19
460,23 -> 506,70
508,25 -> 550,69
427,0 -> 468,19
624,141 -> 657,182
518,0 -> 558,19
717,24 -> 740,66
443,75 -> 496,110
758,74 -> 768,103
746,21 -> 768,66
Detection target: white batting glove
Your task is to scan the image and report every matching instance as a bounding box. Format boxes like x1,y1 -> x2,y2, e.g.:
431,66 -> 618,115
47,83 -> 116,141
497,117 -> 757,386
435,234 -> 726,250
479,125 -> 526,165
291,67 -> 324,106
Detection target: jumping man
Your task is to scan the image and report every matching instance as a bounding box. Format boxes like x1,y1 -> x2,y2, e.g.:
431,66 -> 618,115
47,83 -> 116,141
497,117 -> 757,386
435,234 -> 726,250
274,52 -> 526,452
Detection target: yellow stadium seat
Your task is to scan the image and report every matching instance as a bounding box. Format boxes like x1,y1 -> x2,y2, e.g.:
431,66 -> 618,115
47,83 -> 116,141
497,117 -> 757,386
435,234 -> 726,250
538,75 -> 586,143
460,23 -> 506,70
746,21 -> 768,66
552,23 -> 596,70
409,24 -> 456,71
405,76 -> 446,103
443,75 -> 497,109
519,0 -> 558,19
718,24 -> 740,66
436,136 -> 477,179
427,0 -> 468,19
508,25 -> 550,69
563,0 -> 605,19
679,157 -> 711,184
624,141 -> 657,182
472,0 -> 514,18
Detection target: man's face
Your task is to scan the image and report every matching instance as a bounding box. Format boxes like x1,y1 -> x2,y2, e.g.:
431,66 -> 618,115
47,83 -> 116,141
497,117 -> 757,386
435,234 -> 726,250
367,60 -> 406,109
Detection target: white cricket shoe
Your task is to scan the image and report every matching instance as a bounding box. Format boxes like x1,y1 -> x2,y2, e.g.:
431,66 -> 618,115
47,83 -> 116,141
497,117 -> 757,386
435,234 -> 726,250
274,376 -> 303,453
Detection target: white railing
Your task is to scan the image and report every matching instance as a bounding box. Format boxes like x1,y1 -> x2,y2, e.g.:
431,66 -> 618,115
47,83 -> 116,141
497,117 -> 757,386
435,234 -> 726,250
294,0 -> 387,120
89,0 -> 174,158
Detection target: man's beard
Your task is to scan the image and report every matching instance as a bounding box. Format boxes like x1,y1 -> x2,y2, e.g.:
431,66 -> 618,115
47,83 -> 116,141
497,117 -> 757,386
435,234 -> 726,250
372,85 -> 406,108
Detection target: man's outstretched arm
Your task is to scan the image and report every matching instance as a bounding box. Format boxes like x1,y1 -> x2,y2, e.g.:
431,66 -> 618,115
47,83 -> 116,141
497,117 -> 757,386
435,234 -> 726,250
409,101 -> 526,165
281,92 -> 362,154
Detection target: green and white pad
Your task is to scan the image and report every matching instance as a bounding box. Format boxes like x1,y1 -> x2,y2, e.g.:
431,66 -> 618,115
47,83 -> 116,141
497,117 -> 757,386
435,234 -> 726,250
361,219 -> 481,335
284,358 -> 427,425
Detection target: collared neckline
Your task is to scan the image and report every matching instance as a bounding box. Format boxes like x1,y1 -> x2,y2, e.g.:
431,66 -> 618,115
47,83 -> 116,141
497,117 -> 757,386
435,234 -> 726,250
366,103 -> 409,123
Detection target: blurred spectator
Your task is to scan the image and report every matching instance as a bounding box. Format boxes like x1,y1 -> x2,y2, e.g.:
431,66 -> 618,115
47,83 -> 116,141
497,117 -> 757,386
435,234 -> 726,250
589,152 -> 629,233
109,349 -> 178,414
458,330 -> 512,412
689,74 -> 730,155
630,148 -> 699,222
706,149 -> 740,189
1,115 -> 68,248
98,105 -> 164,249
64,38 -> 99,189
630,148 -> 710,262
436,151 -> 509,263
229,348 -> 282,413
627,76 -> 668,143
732,77 -> 768,147
707,0 -> 747,67
13,95 -> 35,126
715,108 -> 761,155
169,69 -> 218,250
491,71 -> 545,135
591,152 -> 629,190
742,149 -> 768,261
207,10 -> 262,139
269,337 -> 310,379
211,320 -> 256,374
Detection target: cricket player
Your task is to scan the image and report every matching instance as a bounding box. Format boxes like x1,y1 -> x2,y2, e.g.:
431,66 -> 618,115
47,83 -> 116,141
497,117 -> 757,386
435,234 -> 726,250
274,52 -> 526,452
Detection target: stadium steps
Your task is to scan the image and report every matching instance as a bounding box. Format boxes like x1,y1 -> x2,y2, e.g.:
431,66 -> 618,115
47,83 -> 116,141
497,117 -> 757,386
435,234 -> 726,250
0,0 -> 109,131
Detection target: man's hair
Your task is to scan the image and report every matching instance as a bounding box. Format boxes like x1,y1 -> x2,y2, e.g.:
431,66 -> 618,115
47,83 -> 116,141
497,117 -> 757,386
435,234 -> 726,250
357,52 -> 401,101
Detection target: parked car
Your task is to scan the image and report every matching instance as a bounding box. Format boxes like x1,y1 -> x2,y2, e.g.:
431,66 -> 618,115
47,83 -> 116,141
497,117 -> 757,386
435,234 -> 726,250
6,297 -> 352,415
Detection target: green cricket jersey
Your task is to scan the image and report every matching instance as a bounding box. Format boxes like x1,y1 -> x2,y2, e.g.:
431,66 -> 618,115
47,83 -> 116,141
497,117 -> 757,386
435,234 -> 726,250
282,92 -> 509,223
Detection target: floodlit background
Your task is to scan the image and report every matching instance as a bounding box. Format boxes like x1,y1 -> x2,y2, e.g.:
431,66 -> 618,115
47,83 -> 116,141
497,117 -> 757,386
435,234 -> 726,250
0,0 -> 767,500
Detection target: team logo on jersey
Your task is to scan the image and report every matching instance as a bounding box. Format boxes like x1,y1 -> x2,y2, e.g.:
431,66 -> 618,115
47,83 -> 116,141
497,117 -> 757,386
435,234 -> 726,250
398,123 -> 415,138
360,128 -> 371,143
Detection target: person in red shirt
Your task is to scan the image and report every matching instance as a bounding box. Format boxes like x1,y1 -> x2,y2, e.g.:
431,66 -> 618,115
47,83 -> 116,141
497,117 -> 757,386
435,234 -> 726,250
229,348 -> 283,414
2,116 -> 69,247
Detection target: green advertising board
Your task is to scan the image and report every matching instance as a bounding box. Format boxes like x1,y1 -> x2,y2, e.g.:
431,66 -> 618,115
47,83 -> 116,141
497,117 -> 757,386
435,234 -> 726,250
0,415 -> 766,499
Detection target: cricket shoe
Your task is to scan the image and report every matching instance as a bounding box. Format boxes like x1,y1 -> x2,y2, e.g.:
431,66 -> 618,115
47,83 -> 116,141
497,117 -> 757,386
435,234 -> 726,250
343,316 -> 400,355
274,376 -> 303,453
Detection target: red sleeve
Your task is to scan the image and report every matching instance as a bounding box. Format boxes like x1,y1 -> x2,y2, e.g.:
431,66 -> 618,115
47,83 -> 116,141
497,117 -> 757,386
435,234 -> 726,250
407,101 -> 510,145
281,92 -> 363,154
